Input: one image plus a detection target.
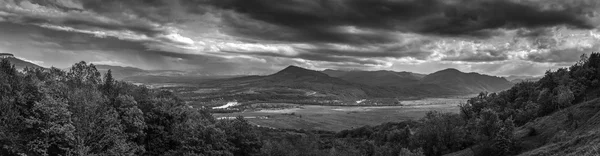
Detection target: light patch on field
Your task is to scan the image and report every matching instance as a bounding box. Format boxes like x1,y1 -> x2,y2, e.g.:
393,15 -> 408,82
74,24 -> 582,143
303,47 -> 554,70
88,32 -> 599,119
257,108 -> 301,113
214,101 -> 463,131
193,88 -> 220,93
332,107 -> 371,112
213,101 -> 239,109
400,98 -> 467,106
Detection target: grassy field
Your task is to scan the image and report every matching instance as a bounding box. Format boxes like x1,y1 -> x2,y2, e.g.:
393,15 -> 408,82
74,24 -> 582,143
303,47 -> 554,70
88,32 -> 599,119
213,98 -> 466,131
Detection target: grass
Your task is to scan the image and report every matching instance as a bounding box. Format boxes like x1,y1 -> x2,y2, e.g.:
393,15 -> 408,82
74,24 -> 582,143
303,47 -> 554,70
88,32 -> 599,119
514,99 -> 600,156
214,102 -> 462,131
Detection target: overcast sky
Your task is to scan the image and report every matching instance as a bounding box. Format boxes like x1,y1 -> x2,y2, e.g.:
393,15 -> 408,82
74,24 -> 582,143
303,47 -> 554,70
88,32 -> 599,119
1,0 -> 599,76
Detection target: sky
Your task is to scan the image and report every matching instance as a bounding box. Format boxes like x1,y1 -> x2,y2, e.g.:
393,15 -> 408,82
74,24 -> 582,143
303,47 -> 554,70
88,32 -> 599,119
0,0 -> 599,76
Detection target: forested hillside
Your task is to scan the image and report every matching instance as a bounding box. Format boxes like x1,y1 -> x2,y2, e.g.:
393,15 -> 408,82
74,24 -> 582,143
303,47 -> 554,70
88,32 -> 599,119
317,53 -> 600,156
0,60 -> 262,155
323,68 -> 513,97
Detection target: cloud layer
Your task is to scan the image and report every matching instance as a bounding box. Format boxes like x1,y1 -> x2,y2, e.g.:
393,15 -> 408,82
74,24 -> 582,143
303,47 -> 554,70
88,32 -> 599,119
1,0 -> 599,76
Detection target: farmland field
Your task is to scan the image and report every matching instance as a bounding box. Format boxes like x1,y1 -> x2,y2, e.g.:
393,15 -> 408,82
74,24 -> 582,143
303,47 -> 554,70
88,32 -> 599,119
213,97 -> 467,131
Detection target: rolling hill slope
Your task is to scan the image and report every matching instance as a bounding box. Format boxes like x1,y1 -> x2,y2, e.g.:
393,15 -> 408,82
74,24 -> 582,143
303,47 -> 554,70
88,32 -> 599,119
207,66 -> 369,100
95,65 -> 148,79
515,98 -> 600,156
95,65 -> 233,84
3,57 -> 43,70
323,68 -> 512,96
421,68 -> 513,94
196,66 -> 514,104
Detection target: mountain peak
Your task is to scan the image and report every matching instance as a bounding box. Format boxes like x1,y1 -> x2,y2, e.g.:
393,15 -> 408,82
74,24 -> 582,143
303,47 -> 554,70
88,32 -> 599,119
438,68 -> 461,73
281,65 -> 304,71
272,65 -> 328,77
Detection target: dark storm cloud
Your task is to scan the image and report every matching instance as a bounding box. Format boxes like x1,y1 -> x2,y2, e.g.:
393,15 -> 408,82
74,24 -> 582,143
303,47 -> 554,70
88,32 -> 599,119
79,0 -> 210,23
2,0 -> 204,44
210,0 -> 596,44
220,12 -> 400,45
2,0 -> 599,76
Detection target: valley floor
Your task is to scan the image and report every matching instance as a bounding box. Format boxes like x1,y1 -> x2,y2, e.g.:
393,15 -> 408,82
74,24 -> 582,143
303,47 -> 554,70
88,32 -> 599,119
214,102 -> 461,131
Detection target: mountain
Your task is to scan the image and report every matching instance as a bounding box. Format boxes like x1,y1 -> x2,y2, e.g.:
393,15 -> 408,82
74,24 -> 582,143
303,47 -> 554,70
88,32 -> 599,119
324,68 -> 512,95
421,68 -> 513,94
208,65 -> 368,100
272,65 -> 331,79
505,75 -> 542,83
194,66 -> 515,104
2,57 -> 43,70
323,69 -> 425,87
95,65 -> 232,84
95,65 -> 148,79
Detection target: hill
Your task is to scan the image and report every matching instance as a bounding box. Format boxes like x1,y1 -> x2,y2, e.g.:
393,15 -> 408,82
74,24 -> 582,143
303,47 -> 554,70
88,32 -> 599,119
505,75 -> 542,83
323,68 -> 512,95
2,57 -> 43,70
95,65 -> 148,79
95,65 -> 229,84
192,66 -> 515,106
442,52 -> 600,156
515,98 -> 600,156
421,68 -> 513,94
204,65 -> 368,101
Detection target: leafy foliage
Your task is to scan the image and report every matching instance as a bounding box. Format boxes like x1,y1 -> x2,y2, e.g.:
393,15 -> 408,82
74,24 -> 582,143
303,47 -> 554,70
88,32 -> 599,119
458,52 -> 600,155
0,60 -> 260,156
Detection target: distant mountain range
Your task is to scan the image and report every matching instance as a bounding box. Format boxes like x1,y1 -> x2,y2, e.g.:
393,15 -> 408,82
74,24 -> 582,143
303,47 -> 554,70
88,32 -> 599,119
504,75 -> 542,83
1,56 -> 520,99
206,66 -> 369,99
94,65 -> 237,84
95,65 -> 150,79
421,68 -> 512,94
323,67 -> 513,97
200,66 -> 514,102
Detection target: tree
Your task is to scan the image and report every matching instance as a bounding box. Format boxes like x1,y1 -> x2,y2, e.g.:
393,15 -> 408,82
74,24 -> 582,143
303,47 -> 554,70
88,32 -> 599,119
398,148 -> 425,156
491,118 -> 516,156
553,85 -> 574,110
217,116 -> 262,156
25,96 -> 75,155
67,61 -> 101,87
413,111 -> 471,156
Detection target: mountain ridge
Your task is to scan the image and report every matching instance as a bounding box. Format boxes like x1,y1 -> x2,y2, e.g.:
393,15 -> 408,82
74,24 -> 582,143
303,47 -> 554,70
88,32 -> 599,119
2,57 -> 43,70
199,66 -> 514,103
323,67 -> 512,94
422,68 -> 512,94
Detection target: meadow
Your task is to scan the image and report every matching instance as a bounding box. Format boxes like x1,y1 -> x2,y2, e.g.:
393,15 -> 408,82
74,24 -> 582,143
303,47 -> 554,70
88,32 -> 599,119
213,98 -> 466,131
